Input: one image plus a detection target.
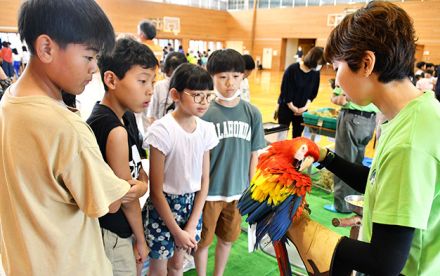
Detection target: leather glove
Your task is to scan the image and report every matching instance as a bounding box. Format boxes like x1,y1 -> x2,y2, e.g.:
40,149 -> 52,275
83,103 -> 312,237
286,212 -> 342,275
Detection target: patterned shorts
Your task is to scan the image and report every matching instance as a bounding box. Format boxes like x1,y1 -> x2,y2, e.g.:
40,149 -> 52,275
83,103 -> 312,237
143,192 -> 202,260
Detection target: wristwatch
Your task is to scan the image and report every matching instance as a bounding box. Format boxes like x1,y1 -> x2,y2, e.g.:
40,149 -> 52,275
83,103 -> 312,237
317,149 -> 335,169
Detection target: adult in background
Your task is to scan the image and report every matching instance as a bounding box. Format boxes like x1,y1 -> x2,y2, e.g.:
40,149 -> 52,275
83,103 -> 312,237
0,41 -> 14,78
295,46 -> 303,62
276,46 -> 324,138
328,80 -> 378,213
137,20 -> 163,64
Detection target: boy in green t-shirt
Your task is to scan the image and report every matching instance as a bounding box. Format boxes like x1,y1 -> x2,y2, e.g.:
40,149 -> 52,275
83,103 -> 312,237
194,49 -> 266,276
288,1 -> 440,275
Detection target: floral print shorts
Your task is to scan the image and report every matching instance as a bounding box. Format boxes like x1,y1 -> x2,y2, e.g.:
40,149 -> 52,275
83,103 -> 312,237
143,192 -> 202,259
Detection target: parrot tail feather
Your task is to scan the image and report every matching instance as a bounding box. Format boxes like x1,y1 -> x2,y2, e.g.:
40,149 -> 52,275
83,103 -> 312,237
273,239 -> 292,276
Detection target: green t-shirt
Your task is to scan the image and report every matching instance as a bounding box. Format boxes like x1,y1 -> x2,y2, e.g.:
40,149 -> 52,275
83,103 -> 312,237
333,87 -> 379,113
202,100 -> 266,201
362,91 -> 440,275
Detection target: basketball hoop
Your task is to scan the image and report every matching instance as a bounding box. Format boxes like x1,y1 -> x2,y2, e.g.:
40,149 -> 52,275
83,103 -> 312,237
163,17 -> 180,35
327,9 -> 357,27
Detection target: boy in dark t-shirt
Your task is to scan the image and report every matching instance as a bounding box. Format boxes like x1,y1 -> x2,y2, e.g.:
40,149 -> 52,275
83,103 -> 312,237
87,38 -> 158,275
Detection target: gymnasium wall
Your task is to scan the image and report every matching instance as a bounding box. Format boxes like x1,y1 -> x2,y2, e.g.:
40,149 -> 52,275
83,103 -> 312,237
229,1 -> 440,70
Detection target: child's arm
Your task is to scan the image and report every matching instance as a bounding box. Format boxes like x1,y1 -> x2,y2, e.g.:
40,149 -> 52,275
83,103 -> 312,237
106,127 -> 148,264
149,146 -> 197,250
249,151 -> 258,180
184,151 -> 210,241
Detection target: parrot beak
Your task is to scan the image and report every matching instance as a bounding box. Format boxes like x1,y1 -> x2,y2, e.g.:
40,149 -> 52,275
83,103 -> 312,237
299,155 -> 315,172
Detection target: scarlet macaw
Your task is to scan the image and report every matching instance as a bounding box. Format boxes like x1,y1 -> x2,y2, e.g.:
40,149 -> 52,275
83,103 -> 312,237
238,137 -> 320,276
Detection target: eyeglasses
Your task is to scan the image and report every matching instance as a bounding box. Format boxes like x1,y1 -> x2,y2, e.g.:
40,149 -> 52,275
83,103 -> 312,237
183,90 -> 216,104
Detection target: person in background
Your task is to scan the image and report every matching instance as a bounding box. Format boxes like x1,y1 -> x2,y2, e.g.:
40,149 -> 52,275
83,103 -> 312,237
144,63 -> 218,275
296,46 -> 303,62
194,49 -> 266,276
186,51 -> 197,65
416,69 -> 435,91
178,45 -> 185,55
276,46 -> 324,138
0,0 -> 146,274
163,46 -> 169,60
138,19 -> 163,64
147,51 -> 187,125
0,41 -> 14,78
12,48 -> 22,78
426,62 -> 435,72
327,79 -> 378,213
21,45 -> 30,72
169,43 -> 174,52
240,54 -> 255,102
414,61 -> 426,77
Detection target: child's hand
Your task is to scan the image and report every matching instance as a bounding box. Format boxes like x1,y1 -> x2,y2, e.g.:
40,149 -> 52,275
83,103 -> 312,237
122,179 -> 147,203
173,228 -> 196,251
183,225 -> 198,253
133,239 -> 149,264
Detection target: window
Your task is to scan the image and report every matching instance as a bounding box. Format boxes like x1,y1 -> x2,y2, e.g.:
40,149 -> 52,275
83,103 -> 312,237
308,0 -> 321,6
270,0 -> 281,8
294,0 -> 307,7
258,0 -> 269,8
281,0 -> 293,7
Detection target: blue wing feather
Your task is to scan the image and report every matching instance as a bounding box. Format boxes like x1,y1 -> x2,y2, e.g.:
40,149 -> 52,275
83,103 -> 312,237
268,195 -> 302,241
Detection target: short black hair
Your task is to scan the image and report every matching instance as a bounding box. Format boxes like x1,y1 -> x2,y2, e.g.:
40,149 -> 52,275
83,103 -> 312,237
98,38 -> 158,91
325,1 -> 415,83
164,52 -> 187,77
2,41 -> 9,48
303,47 -> 324,69
416,61 -> 426,69
138,20 -> 157,40
22,45 -> 27,52
18,0 -> 115,56
206,49 -> 245,75
12,48 -> 18,55
242,54 -> 256,71
169,63 -> 213,92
